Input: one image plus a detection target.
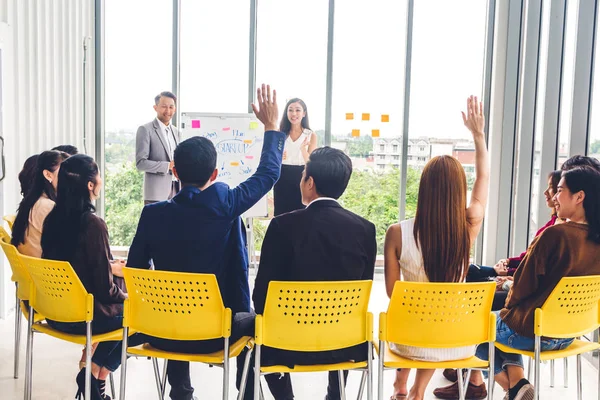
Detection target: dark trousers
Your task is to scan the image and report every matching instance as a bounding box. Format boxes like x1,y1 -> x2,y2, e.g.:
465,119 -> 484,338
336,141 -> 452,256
261,370 -> 349,400
149,311 -> 256,400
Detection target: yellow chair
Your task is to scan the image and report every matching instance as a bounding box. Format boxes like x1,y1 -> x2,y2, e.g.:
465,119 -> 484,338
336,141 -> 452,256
247,280 -> 374,400
20,254 -> 124,400
119,267 -> 253,400
0,226 -> 43,381
4,214 -> 15,231
376,281 -> 496,400
494,276 -> 600,400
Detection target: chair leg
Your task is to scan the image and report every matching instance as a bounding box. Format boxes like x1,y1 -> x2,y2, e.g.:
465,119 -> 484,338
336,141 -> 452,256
119,327 -> 129,400
457,368 -> 465,400
259,381 -> 265,400
85,322 -> 92,400
367,342 -> 373,400
377,341 -> 384,400
577,354 -> 582,400
109,372 -> 116,399
24,305 -> 34,400
223,337 -> 230,400
14,291 -> 21,379
464,370 -> 472,395
237,346 -> 253,400
152,358 -> 163,400
488,340 -> 495,400
161,358 -> 168,398
253,345 -> 261,400
534,336 -> 541,400
338,370 -> 346,400
527,357 -> 532,381
356,371 -> 367,400
564,357 -> 569,388
550,359 -> 555,388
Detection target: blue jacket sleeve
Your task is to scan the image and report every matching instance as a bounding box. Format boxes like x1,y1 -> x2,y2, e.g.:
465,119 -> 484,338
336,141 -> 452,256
126,206 -> 152,270
224,130 -> 285,218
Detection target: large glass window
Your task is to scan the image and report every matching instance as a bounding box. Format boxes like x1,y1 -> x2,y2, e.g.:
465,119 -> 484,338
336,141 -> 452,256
104,0 -> 173,246
333,0 -> 407,255
589,8 -> 600,159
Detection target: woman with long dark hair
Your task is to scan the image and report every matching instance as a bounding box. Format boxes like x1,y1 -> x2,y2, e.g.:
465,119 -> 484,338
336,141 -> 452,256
273,98 -> 317,216
18,154 -> 40,197
42,154 -> 142,400
383,96 -> 489,400
11,150 -> 68,256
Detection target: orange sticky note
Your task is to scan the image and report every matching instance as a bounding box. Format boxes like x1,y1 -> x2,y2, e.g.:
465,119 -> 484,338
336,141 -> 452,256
230,162 -> 240,166
346,113 -> 354,120
371,129 -> 380,137
362,113 -> 370,121
381,114 -> 390,122
352,129 -> 360,137
243,140 -> 253,144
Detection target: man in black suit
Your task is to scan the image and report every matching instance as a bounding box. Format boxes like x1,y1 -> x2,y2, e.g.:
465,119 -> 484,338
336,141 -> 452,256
252,147 -> 377,400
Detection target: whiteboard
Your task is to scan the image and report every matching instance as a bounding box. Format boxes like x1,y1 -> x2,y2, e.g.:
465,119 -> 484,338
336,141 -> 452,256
180,112 -> 268,218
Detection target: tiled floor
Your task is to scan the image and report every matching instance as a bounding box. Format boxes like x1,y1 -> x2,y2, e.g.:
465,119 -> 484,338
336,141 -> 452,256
0,274 -> 598,399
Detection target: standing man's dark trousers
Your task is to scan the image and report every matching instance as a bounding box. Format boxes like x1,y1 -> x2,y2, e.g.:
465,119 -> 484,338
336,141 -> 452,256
144,181 -> 180,205
149,311 -> 255,400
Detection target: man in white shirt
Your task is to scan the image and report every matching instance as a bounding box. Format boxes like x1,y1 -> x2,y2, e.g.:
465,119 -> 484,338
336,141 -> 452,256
135,91 -> 181,204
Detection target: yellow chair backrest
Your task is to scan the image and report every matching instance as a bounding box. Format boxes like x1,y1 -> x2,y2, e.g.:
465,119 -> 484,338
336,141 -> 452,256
384,281 -> 496,348
0,226 -> 32,300
258,280 -> 373,352
3,214 -> 15,231
19,254 -> 91,322
536,275 -> 600,338
123,268 -> 229,341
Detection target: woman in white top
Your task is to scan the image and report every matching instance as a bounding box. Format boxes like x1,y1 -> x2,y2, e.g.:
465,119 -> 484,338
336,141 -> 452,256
383,96 -> 489,400
11,150 -> 68,257
273,98 -> 317,216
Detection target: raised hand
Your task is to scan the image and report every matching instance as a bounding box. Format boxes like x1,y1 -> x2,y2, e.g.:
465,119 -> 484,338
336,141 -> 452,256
461,95 -> 485,138
251,84 -> 279,131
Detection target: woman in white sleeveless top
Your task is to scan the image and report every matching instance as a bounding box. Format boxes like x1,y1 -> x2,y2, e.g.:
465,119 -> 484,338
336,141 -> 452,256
273,98 -> 317,216
383,96 -> 490,400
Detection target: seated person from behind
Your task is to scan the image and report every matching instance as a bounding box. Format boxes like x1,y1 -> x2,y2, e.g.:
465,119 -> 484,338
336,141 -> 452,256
252,147 -> 377,400
446,167 -> 600,400
126,84 -> 284,400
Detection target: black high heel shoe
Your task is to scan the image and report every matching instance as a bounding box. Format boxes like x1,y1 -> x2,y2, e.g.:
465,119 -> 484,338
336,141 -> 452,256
75,368 -> 104,400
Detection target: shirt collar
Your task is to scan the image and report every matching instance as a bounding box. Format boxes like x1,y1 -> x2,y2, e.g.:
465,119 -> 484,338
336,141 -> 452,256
156,118 -> 170,132
307,197 -> 339,208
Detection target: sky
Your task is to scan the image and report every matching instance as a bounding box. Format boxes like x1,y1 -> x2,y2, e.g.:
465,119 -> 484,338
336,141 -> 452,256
104,0 -> 488,141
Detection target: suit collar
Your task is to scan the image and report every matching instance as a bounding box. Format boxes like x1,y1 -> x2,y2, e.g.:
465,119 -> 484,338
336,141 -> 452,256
307,198 -> 342,209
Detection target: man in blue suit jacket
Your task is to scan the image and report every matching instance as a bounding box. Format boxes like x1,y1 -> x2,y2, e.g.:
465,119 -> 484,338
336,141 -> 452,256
127,85 -> 283,400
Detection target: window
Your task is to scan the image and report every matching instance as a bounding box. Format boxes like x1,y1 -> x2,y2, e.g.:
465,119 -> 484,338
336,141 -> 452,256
419,146 -> 425,152
380,144 -> 386,152
393,144 -> 398,152
104,0 -> 173,246
379,155 -> 386,160
589,5 -> 600,159
393,155 -> 400,161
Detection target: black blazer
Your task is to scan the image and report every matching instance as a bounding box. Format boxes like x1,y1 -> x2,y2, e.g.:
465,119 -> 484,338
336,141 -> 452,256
253,199 -> 377,315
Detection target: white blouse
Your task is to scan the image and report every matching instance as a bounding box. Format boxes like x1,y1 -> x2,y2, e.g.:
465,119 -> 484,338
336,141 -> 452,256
283,129 -> 313,166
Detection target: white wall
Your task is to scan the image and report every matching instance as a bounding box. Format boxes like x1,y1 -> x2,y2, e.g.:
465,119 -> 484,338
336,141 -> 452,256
0,0 -> 95,318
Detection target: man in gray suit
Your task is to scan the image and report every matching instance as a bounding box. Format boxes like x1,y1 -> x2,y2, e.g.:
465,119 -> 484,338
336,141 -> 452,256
136,91 -> 182,204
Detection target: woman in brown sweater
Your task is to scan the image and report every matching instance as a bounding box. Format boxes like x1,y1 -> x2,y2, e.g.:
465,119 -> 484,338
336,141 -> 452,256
41,155 -> 144,400
445,167 -> 600,400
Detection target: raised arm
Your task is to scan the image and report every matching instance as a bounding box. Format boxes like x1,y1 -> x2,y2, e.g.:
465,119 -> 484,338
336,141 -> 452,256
462,96 -> 489,242
301,132 -> 318,162
226,84 -> 285,217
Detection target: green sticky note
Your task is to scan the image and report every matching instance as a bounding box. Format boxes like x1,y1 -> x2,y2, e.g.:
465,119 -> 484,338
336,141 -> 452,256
250,121 -> 259,130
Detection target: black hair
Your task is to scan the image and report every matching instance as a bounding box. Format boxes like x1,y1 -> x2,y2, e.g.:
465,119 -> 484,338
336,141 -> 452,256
18,154 -> 39,197
561,167 -> 600,243
561,155 -> 600,172
155,91 -> 177,105
173,137 -> 217,187
41,154 -> 99,260
548,170 -> 562,194
51,145 -> 79,155
11,151 -> 68,246
279,98 -> 311,134
304,147 -> 352,199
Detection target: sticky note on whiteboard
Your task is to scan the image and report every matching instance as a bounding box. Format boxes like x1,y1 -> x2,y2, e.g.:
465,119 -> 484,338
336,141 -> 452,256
346,113 -> 354,120
372,129 -> 380,137
222,127 -> 231,131
243,140 -> 253,144
381,114 -> 390,122
230,162 -> 240,166
362,113 -> 370,121
249,121 -> 259,130
191,120 -> 201,129
352,129 -> 360,137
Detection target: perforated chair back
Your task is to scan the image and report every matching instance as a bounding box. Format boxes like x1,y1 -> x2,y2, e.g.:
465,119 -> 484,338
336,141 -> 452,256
3,214 -> 15,231
384,281 -> 496,348
123,268 -> 229,340
536,275 -> 600,338
259,280 -> 373,351
0,226 -> 32,300
19,254 -> 90,322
